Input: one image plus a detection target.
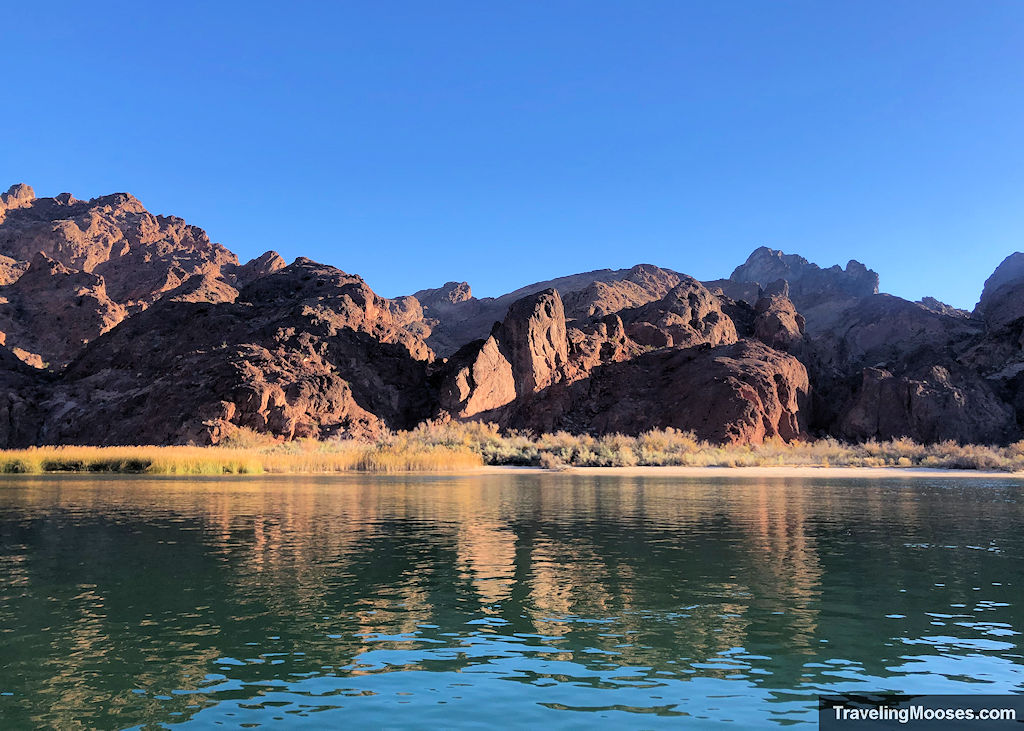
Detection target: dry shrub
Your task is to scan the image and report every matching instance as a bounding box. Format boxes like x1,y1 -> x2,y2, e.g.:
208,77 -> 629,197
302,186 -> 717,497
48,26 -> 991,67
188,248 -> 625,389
3,423 -> 1023,475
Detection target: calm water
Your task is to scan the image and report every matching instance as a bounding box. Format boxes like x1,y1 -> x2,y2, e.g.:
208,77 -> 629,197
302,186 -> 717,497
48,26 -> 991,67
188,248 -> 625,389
0,473 -> 1022,729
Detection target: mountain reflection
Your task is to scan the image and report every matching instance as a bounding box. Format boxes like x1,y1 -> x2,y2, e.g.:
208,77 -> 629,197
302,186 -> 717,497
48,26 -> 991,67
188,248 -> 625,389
1,473 -> 1021,728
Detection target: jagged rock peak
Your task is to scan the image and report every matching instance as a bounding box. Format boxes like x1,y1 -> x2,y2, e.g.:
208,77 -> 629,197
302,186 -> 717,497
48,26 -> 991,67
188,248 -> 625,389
413,281 -> 473,308
1,183 -> 35,206
917,296 -> 968,319
730,246 -> 879,298
0,184 -> 36,221
234,250 -> 286,287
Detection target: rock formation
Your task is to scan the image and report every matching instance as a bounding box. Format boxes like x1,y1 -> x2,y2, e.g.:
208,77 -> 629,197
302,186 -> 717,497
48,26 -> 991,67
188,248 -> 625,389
5,181 -> 1024,448
752,292 -> 805,352
729,246 -> 879,332
730,246 -> 879,304
436,278 -> 805,443
415,264 -> 688,357
0,184 -> 283,367
503,340 -> 810,443
438,289 -> 567,417
36,259 -> 435,445
837,365 -> 1016,445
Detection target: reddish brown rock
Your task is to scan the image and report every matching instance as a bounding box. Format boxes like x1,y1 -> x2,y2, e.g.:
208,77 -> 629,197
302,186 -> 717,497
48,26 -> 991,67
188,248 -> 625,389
753,293 -> 805,351
566,314 -> 644,376
233,250 -> 287,287
0,254 -> 29,286
39,259 -> 436,445
161,272 -> 240,304
837,366 -> 1016,444
0,345 -> 43,447
413,281 -> 473,308
730,246 -> 879,332
0,184 -> 35,223
437,335 -> 516,417
560,264 -> 683,320
0,252 -> 126,367
416,264 -> 687,357
618,278 -> 738,350
493,288 -> 568,394
701,278 -> 762,305
503,339 -> 810,443
437,288 -> 569,417
0,185 -> 287,366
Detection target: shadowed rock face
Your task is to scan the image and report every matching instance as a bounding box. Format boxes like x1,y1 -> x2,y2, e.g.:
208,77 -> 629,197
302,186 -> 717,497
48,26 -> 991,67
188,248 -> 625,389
753,293 -> 805,352
837,366 -> 1016,445
495,289 -> 568,395
730,246 -> 879,333
975,253 -> 1024,335
437,281 -> 807,443
731,246 -> 879,303
500,340 -> 810,443
618,278 -> 738,350
0,346 -> 44,448
36,259 -> 436,445
415,264 -> 688,357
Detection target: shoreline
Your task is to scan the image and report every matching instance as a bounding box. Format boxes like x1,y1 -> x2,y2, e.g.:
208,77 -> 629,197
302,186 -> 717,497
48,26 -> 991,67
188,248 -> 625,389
3,439 -> 1024,479
2,464 -> 1023,480
479,464 -> 1024,479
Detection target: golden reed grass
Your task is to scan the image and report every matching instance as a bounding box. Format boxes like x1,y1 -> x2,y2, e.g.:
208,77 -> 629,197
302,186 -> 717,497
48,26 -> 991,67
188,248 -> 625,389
3,422 -> 1024,475
0,443 -> 483,475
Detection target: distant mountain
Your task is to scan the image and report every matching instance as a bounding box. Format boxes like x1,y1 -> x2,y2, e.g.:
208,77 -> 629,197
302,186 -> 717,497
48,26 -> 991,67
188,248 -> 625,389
2,182 -> 1022,447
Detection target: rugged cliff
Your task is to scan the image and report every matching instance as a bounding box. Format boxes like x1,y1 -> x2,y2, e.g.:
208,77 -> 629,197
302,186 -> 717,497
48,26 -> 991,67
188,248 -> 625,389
2,182 -> 1021,447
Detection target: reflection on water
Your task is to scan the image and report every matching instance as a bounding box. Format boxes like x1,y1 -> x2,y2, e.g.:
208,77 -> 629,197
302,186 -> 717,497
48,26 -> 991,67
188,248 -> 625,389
0,473 -> 1022,728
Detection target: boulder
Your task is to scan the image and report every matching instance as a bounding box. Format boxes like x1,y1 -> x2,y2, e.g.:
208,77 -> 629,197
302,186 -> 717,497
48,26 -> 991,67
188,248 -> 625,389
437,336 -> 516,417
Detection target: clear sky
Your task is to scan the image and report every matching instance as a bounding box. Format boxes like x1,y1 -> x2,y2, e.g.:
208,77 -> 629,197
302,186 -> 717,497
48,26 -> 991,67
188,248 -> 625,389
3,1 -> 1022,308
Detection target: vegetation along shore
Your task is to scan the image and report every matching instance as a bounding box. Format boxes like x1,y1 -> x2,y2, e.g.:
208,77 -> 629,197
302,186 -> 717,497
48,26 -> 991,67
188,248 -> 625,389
3,423 -> 1024,476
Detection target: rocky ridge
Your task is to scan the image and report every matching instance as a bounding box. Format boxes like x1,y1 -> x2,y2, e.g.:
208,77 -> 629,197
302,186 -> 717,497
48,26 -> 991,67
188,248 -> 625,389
0,184 -> 285,367
2,182 -> 1023,448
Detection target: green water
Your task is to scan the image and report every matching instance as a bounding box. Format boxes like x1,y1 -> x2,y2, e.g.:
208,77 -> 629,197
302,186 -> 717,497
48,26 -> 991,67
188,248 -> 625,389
0,473 -> 1022,729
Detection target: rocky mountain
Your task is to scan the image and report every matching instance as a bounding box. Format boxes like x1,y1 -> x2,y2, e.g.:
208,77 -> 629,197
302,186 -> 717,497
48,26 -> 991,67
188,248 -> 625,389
2,182 -> 1023,448
37,258 -> 435,445
0,184 -> 285,367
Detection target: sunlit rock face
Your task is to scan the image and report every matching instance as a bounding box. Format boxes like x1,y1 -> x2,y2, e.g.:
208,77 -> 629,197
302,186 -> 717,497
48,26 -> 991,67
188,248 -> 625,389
4,183 -> 1024,448
0,183 -> 284,367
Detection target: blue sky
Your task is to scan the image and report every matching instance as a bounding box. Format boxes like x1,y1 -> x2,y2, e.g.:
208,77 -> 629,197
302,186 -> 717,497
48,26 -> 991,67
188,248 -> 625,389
3,1 -> 1022,308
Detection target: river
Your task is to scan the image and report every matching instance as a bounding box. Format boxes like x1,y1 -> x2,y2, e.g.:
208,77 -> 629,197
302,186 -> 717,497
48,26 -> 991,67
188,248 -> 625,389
1,473 -> 1021,728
